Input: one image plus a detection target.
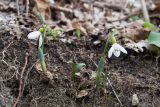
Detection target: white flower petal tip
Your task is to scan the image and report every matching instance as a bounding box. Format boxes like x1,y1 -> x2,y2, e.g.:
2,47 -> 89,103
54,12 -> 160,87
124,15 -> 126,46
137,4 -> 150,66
27,31 -> 41,40
116,44 -> 127,54
38,35 -> 43,48
108,45 -> 114,58
108,43 -> 127,58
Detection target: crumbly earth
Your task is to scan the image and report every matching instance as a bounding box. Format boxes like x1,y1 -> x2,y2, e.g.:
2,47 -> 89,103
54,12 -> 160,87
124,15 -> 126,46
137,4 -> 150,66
0,0 -> 160,107
0,32 -> 160,107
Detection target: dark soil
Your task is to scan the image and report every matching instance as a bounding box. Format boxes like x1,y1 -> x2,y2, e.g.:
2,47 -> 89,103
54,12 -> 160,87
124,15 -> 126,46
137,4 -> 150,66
0,32 -> 160,107
0,0 -> 160,107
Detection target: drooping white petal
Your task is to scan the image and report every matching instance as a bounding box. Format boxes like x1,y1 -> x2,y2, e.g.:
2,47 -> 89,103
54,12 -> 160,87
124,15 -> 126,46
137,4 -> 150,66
27,31 -> 41,40
108,45 -> 114,58
116,43 -> 127,54
38,35 -> 43,48
49,0 -> 55,4
113,50 -> 120,57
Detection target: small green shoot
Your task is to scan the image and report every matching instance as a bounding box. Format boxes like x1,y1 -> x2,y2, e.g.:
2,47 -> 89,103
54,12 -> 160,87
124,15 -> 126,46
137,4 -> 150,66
129,16 -> 139,21
71,61 -> 85,80
48,28 -> 64,40
143,21 -> 157,31
96,56 -> 105,88
39,25 -> 47,51
37,15 -> 45,24
76,29 -> 81,38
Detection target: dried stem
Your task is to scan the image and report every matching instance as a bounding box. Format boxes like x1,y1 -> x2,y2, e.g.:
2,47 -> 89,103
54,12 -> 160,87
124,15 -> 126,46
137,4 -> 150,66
140,0 -> 150,22
16,0 -> 20,16
13,53 -> 28,107
26,0 -> 29,15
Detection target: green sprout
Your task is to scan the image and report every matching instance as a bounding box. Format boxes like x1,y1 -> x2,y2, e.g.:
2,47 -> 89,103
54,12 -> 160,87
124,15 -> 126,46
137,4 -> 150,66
71,61 -> 85,81
48,28 -> 64,40
95,56 -> 105,88
143,21 -> 157,31
76,28 -> 81,38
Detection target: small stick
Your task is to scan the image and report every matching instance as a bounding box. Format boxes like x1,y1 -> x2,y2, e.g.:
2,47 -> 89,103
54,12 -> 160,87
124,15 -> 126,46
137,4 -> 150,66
22,63 -> 35,93
107,78 -> 123,106
140,0 -> 150,22
26,0 -> 29,15
13,53 -> 28,107
51,5 -> 73,13
16,0 -> 20,16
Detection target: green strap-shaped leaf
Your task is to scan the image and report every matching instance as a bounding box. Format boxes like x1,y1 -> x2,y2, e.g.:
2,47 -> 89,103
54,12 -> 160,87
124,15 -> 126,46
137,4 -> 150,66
38,48 -> 44,61
97,57 -> 105,73
38,48 -> 47,72
96,57 -> 105,87
71,62 -> 85,80
148,31 -> 160,48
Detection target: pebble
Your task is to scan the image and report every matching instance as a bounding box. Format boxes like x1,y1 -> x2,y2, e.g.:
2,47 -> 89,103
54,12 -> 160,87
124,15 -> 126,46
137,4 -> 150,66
132,93 -> 139,106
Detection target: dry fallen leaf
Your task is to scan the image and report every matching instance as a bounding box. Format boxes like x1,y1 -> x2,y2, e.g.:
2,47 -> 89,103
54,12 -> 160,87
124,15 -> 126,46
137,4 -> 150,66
83,22 -> 99,36
72,19 -> 88,36
33,0 -> 51,20
120,20 -> 150,41
125,39 -> 149,52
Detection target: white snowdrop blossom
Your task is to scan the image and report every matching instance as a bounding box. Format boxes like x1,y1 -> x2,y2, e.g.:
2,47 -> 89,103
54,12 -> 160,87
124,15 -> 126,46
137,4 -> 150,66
108,43 -> 127,58
27,31 -> 42,48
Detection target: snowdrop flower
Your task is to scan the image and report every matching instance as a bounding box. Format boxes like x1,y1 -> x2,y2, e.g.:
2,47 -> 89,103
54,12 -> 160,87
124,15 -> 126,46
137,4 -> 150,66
108,43 -> 127,58
27,31 -> 42,48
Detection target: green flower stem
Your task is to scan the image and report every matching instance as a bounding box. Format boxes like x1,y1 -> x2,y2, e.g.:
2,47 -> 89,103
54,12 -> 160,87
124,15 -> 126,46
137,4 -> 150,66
38,25 -> 48,72
102,39 -> 109,56
38,48 -> 47,72
39,25 -> 47,51
111,35 -> 117,44
102,31 -> 116,56
42,25 -> 47,51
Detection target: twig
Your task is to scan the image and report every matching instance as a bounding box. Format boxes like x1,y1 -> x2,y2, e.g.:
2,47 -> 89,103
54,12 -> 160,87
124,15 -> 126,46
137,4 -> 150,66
26,0 -> 29,15
107,12 -> 140,22
51,5 -> 73,13
22,63 -> 35,94
1,41 -> 13,60
140,0 -> 150,22
93,1 -> 126,11
13,53 -> 29,107
107,78 -> 123,106
16,0 -> 20,16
